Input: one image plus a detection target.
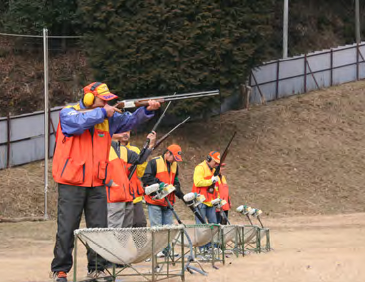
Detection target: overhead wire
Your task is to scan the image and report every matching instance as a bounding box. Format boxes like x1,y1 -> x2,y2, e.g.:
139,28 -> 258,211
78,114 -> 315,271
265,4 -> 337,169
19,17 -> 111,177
0,32 -> 82,39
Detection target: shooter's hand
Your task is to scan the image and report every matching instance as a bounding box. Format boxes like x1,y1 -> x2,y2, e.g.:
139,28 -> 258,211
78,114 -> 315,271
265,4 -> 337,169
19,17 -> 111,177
103,104 -> 116,117
146,100 -> 161,111
211,175 -> 219,183
147,131 -> 157,149
159,182 -> 166,190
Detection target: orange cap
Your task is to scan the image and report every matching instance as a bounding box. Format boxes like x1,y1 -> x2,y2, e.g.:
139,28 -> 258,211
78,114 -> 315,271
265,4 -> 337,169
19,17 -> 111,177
208,151 -> 221,163
167,144 -> 183,162
83,82 -> 118,101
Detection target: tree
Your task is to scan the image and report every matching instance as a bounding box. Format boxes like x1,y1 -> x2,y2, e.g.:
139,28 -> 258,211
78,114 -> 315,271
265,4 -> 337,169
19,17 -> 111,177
2,0 -> 80,36
79,0 -> 273,115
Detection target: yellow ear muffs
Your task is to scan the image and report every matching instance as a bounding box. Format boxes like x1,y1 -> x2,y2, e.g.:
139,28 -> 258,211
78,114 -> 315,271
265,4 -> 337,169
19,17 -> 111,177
83,93 -> 95,107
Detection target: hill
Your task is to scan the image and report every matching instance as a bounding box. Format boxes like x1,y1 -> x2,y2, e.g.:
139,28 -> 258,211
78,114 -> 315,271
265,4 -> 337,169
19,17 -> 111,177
1,80 -> 365,219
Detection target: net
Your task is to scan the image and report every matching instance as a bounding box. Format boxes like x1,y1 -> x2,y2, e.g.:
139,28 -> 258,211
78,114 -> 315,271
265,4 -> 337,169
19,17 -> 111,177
233,225 -> 268,245
74,225 -> 184,265
175,224 -> 220,247
219,225 -> 237,243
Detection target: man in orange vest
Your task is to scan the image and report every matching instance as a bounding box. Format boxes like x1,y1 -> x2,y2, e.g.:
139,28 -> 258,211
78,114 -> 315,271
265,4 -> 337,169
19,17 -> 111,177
115,130 -> 148,227
51,82 -> 160,282
142,144 -> 185,258
142,144 -> 185,227
191,151 -> 221,224
106,131 -> 156,228
215,164 -> 231,225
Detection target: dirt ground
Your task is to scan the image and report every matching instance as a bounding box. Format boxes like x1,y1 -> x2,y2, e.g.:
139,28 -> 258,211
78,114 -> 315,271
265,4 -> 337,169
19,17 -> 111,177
2,81 -> 365,281
1,213 -> 365,282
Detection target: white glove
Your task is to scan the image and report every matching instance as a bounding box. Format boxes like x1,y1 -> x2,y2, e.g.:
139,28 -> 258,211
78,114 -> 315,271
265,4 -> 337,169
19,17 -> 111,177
211,175 -> 219,183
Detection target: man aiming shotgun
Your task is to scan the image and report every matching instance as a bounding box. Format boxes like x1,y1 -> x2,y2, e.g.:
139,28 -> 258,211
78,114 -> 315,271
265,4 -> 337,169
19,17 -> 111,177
51,82 -> 160,282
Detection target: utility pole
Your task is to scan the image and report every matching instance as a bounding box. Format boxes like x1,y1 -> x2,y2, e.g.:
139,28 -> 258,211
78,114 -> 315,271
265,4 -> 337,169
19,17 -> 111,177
283,0 -> 289,58
355,0 -> 361,43
43,28 -> 49,220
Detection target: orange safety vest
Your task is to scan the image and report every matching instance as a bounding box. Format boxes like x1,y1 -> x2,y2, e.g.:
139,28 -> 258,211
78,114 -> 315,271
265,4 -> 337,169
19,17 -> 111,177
52,104 -> 111,187
105,142 -> 133,203
145,156 -> 177,207
192,161 -> 219,206
124,144 -> 145,203
218,175 -> 231,211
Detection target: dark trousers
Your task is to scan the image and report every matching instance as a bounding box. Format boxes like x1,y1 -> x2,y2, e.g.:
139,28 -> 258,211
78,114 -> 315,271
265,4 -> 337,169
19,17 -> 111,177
216,210 -> 229,225
132,201 -> 147,227
51,184 -> 108,273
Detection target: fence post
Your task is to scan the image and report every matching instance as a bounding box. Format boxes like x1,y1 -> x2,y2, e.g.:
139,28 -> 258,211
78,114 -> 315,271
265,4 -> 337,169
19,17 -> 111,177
48,108 -> 53,158
6,112 -> 11,168
276,60 -> 280,99
356,43 -> 359,81
240,84 -> 251,110
304,54 -> 307,92
49,109 -> 57,157
330,49 -> 333,86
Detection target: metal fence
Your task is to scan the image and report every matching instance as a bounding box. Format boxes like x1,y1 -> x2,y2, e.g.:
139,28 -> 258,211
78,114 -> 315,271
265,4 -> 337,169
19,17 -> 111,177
249,42 -> 365,103
2,39 -> 365,170
0,106 -> 62,169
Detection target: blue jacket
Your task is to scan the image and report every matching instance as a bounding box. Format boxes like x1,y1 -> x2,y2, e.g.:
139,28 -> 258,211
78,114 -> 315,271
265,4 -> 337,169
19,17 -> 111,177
59,99 -> 154,136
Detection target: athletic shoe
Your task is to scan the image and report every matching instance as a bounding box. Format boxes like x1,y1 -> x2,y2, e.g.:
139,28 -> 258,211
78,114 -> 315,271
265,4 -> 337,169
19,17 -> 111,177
52,271 -> 67,282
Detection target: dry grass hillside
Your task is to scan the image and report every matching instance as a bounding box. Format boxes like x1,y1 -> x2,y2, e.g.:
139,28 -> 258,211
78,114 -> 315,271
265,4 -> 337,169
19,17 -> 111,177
1,80 -> 365,220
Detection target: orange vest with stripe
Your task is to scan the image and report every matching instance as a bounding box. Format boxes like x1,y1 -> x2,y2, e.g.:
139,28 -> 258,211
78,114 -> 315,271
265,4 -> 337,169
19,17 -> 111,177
145,156 -> 177,207
218,175 -> 231,211
105,143 -> 133,203
192,161 -> 219,204
52,104 -> 111,187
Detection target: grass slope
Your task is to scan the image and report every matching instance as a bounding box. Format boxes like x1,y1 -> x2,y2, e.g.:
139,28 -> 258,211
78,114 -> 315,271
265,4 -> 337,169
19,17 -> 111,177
1,80 -> 365,219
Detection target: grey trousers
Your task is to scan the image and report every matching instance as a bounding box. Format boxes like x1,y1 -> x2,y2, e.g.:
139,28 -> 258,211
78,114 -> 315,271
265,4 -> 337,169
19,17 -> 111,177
107,201 -> 134,228
133,201 -> 147,227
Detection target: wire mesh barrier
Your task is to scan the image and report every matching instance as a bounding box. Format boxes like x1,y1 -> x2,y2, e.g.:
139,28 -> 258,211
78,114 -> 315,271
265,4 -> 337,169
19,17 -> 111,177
232,225 -> 271,255
177,224 -> 220,248
72,224 -> 271,281
74,225 -> 186,282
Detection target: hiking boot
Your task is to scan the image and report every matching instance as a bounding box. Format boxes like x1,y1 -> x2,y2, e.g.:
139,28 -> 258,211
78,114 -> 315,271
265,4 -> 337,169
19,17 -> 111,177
52,271 -> 67,282
87,270 -> 112,282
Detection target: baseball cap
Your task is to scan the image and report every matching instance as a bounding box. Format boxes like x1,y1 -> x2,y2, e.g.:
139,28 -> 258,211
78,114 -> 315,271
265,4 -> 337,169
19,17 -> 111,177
167,144 -> 183,162
208,151 -> 221,163
83,82 -> 118,101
